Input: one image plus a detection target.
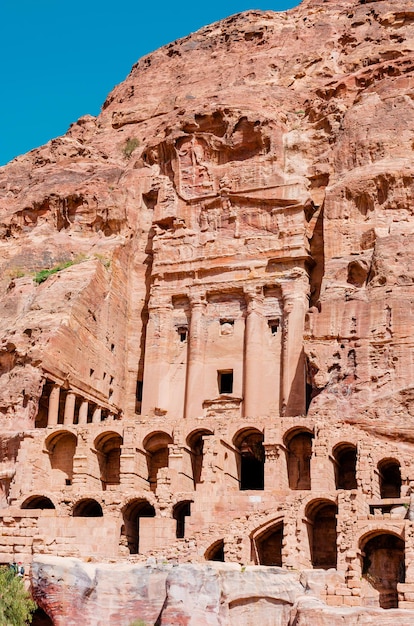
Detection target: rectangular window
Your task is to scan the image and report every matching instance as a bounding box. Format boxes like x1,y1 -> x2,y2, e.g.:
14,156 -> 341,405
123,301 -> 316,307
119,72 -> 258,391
268,318 -> 280,335
218,370 -> 233,394
220,319 -> 234,336
177,326 -> 188,342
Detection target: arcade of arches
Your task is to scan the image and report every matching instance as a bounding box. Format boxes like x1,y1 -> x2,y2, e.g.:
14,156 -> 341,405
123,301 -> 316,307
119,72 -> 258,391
2,414 -> 413,610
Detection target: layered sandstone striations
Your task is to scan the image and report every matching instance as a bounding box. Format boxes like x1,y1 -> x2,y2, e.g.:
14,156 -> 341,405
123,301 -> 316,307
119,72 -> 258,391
1,0 -> 414,622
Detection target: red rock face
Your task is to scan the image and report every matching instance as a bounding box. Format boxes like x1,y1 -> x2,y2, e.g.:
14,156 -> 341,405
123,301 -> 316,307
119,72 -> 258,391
2,0 -> 414,621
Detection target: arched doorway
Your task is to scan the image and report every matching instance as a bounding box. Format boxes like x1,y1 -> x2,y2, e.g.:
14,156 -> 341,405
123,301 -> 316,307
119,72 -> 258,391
173,501 -> 192,539
378,459 -> 401,498
121,499 -> 156,554
187,429 -> 213,487
205,539 -> 225,562
333,443 -> 357,490
21,496 -> 55,510
46,431 -> 77,488
286,430 -> 313,490
254,522 -> 283,566
94,432 -> 123,490
306,500 -> 337,569
362,533 -> 405,608
234,429 -> 264,490
73,499 -> 103,517
144,432 -> 173,492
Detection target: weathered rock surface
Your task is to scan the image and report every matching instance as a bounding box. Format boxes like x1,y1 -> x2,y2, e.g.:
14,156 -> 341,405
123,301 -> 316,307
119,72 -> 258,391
32,558 -> 414,625
2,0 -> 414,623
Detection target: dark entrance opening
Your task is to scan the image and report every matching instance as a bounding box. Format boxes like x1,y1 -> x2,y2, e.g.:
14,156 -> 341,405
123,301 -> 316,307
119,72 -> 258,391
173,501 -> 191,538
218,370 -> 233,394
144,432 -> 173,493
21,496 -> 55,510
307,501 -> 338,569
362,533 -> 405,608
121,499 -> 156,554
187,429 -> 213,487
255,523 -> 283,566
205,539 -> 225,562
286,431 -> 313,490
334,444 -> 357,490
378,459 -> 401,498
237,430 -> 264,490
73,499 -> 103,517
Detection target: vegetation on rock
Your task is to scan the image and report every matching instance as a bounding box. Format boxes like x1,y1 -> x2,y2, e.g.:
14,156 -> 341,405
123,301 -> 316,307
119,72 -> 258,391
0,566 -> 37,625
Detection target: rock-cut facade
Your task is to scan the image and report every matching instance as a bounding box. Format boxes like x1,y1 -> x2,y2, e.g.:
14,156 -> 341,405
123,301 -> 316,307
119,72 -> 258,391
1,0 -> 414,620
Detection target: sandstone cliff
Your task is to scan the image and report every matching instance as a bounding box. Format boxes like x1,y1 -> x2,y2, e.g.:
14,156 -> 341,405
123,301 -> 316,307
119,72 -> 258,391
1,0 -> 414,623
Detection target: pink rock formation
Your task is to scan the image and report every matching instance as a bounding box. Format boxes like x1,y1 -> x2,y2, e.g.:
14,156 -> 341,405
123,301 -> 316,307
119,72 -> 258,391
1,0 -> 414,622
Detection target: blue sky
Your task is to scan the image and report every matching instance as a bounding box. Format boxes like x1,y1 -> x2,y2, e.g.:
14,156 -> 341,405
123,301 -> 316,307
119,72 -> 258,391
1,0 -> 299,166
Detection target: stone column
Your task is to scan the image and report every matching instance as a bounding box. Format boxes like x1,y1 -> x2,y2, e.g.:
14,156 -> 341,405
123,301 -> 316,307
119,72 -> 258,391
63,391 -> 76,426
184,291 -> 207,419
141,293 -> 173,417
47,384 -> 60,427
78,400 -> 88,425
281,278 -> 308,416
264,443 -> 289,490
92,407 -> 102,423
243,287 -> 263,418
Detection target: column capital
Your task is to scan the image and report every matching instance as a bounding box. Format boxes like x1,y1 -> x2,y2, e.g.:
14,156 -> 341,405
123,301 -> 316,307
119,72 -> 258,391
188,288 -> 207,308
244,285 -> 263,312
263,442 -> 282,462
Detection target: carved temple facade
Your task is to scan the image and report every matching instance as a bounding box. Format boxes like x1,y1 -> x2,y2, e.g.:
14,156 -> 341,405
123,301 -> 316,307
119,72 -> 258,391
1,113 -> 414,612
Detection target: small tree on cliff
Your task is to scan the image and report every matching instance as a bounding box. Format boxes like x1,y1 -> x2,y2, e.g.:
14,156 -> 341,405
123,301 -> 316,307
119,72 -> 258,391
0,566 -> 37,625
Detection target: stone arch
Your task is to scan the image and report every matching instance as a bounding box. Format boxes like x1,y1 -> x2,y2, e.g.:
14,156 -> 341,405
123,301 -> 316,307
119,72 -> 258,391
94,431 -> 123,490
173,500 -> 192,539
378,458 -> 401,498
186,428 -> 214,486
21,495 -> 55,510
45,430 -> 77,488
284,427 -> 314,490
73,498 -> 103,517
305,498 -> 337,569
233,427 -> 264,491
205,539 -> 225,562
143,431 -> 173,492
333,442 -> 357,490
121,498 -> 156,554
251,518 -> 284,566
360,530 -> 405,609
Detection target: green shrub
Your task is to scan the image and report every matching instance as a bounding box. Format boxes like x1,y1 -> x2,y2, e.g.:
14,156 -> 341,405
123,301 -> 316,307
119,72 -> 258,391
34,260 -> 74,284
123,137 -> 139,159
0,566 -> 37,625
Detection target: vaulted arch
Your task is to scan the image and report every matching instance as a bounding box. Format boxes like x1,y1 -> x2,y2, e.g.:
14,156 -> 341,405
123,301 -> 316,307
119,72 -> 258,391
233,427 -> 264,491
94,431 -> 123,490
333,443 -> 357,490
306,499 -> 337,569
45,430 -> 77,488
361,531 -> 405,609
21,495 -> 55,510
73,498 -> 103,517
121,498 -> 156,554
284,428 -> 313,490
186,429 -> 213,486
143,431 -> 173,492
378,458 -> 401,498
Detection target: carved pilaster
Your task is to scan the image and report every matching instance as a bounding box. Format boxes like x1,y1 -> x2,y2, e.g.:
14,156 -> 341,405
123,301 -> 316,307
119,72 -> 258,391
243,286 -> 264,419
184,289 -> 207,419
